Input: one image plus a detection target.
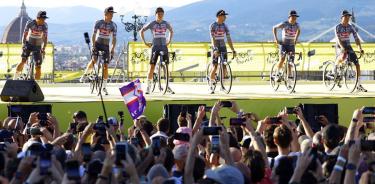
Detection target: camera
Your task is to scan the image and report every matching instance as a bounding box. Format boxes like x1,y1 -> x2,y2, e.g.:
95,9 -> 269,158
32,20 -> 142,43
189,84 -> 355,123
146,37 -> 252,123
115,142 -> 127,166
229,118 -> 246,126
152,137 -> 161,156
211,135 -> 220,153
203,126 -> 222,135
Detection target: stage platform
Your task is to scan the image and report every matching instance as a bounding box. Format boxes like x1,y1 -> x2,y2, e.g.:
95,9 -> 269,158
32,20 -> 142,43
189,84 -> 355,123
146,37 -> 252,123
0,81 -> 374,130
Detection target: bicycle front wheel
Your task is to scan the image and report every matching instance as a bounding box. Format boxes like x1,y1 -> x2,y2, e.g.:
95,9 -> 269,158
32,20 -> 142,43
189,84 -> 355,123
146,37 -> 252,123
344,63 -> 358,93
219,62 -> 232,94
158,62 -> 169,95
269,63 -> 280,91
285,61 -> 297,93
322,61 -> 336,91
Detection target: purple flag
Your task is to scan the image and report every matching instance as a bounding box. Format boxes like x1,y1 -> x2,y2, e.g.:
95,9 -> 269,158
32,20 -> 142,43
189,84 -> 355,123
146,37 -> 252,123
119,79 -> 146,120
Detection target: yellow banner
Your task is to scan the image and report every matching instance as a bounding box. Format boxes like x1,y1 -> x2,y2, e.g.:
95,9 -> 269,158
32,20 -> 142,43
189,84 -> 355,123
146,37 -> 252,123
127,42 -> 375,74
0,43 -> 54,76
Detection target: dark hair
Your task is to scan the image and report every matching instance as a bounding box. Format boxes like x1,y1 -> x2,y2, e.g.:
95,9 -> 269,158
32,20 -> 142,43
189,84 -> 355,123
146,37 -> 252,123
157,118 -> 170,134
73,111 -> 87,120
155,7 -> 164,14
274,125 -> 292,149
243,150 -> 265,183
193,156 -> 206,182
264,125 -> 278,149
142,120 -> 155,136
322,124 -> 341,150
275,156 -> 295,184
228,132 -> 240,149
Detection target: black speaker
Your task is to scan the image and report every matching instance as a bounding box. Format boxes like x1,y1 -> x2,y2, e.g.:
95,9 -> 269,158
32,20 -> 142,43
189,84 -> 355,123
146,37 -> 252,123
8,104 -> 52,123
1,80 -> 44,102
163,104 -> 205,135
302,104 -> 338,132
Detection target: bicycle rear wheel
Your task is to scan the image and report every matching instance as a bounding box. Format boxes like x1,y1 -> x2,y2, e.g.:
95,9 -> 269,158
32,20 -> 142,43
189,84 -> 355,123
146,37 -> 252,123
322,61 -> 336,91
206,63 -> 217,92
269,63 -> 280,91
219,62 -> 232,94
285,61 -> 297,93
344,63 -> 358,93
158,62 -> 169,95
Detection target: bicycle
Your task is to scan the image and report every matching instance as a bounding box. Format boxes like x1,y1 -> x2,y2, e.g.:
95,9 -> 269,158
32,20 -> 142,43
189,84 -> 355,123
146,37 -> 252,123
88,51 -> 106,95
206,51 -> 234,94
322,49 -> 363,93
269,51 -> 301,93
19,50 -> 41,80
150,51 -> 170,95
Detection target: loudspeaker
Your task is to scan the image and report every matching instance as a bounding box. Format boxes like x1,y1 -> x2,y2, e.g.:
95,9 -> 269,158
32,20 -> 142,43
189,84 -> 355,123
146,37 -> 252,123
1,80 -> 44,102
302,104 -> 338,132
163,104 -> 205,135
8,104 -> 52,123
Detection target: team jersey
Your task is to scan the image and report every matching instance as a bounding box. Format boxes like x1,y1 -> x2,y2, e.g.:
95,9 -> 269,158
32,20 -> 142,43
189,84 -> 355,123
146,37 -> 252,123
142,20 -> 172,47
210,22 -> 230,48
335,23 -> 359,48
274,21 -> 300,45
24,20 -> 48,46
93,20 -> 117,45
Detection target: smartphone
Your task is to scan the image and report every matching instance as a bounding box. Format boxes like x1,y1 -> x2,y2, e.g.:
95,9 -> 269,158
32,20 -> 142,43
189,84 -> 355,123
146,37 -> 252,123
211,135 -> 220,153
286,107 -> 296,114
69,122 -> 77,134
363,117 -> 375,123
81,143 -> 92,162
269,117 -> 282,124
174,133 -> 190,142
221,101 -> 232,108
39,151 -> 51,175
152,137 -> 161,156
203,126 -> 222,135
361,140 -> 375,152
38,113 -> 48,127
229,118 -> 246,126
362,107 -> 375,114
65,160 -> 80,180
205,106 -> 213,112
115,142 -> 127,165
307,146 -> 318,171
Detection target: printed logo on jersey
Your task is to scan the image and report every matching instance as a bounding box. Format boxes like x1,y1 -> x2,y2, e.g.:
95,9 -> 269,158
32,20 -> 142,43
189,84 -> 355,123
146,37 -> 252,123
152,24 -> 167,38
213,26 -> 226,40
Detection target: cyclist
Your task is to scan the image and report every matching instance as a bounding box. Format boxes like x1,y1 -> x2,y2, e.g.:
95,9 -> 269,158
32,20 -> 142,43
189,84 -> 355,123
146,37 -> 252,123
140,7 -> 174,95
80,6 -> 117,95
14,11 -> 48,80
333,10 -> 366,92
209,9 -> 236,94
272,10 -> 300,82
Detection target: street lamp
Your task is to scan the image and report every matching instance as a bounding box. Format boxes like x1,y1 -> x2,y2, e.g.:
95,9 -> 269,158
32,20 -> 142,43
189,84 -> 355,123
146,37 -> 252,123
120,15 -> 148,41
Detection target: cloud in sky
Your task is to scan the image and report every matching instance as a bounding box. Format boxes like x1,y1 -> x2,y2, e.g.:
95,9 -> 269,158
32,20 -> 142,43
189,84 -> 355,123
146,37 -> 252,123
1,0 -> 203,15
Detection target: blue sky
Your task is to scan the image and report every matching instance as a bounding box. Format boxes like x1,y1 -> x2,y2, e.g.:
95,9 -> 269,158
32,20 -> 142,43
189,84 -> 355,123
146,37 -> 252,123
0,0 -> 203,15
